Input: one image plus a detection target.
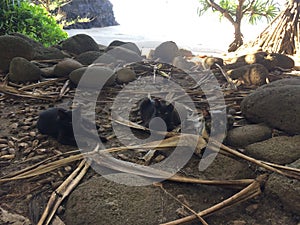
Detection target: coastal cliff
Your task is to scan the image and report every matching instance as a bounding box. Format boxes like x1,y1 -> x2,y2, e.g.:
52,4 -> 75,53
61,0 -> 118,29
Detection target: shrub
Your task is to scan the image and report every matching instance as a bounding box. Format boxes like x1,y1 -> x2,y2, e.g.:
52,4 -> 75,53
0,1 -> 68,46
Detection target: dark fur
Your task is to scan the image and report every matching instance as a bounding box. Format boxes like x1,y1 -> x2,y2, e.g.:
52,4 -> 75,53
37,107 -> 106,146
139,97 -> 181,131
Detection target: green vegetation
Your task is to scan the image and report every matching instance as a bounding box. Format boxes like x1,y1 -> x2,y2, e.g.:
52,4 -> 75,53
0,0 -> 68,46
198,0 -> 280,51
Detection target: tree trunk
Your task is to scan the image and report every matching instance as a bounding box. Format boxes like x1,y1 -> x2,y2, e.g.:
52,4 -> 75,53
228,23 -> 244,52
236,0 -> 300,56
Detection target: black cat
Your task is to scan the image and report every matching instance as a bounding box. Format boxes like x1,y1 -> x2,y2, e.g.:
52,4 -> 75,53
37,107 -> 107,146
139,97 -> 181,131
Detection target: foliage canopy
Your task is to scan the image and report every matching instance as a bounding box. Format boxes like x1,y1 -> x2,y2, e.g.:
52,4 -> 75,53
0,0 -> 68,46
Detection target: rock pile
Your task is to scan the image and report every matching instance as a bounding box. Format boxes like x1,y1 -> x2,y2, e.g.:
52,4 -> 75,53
0,33 -> 299,224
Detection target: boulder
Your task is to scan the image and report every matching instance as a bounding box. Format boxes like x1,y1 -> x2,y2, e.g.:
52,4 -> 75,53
0,35 -> 35,72
41,66 -> 55,78
241,78 -> 300,134
172,56 -> 195,71
153,41 -> 179,63
75,51 -> 103,65
106,46 -> 143,63
226,124 -> 272,147
178,48 -> 194,57
236,52 -> 268,64
107,40 -> 141,55
245,135 -> 300,164
34,47 -> 66,60
8,57 -> 41,82
61,34 -> 100,55
115,68 -> 136,84
235,52 -> 294,71
265,159 -> 300,215
53,58 -> 83,77
198,153 -> 255,180
65,176 -> 178,225
269,53 -> 294,69
69,66 -> 115,88
10,33 -> 66,60
203,56 -> 224,69
61,0 -> 118,29
227,63 -> 268,86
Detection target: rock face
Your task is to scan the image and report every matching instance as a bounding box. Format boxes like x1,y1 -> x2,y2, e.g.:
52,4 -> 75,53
61,34 -> 100,55
8,57 -> 41,82
61,0 -> 118,29
241,78 -> 300,135
0,35 -> 35,72
226,124 -> 272,147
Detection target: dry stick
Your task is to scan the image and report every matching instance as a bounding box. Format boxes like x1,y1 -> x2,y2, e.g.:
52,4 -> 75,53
0,150 -> 81,180
156,183 -> 209,225
18,78 -> 66,91
160,175 -> 264,225
37,159 -> 89,225
212,140 -> 300,180
0,153 -> 83,183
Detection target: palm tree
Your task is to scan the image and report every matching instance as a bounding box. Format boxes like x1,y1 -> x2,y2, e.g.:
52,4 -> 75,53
238,0 -> 299,56
198,0 -> 280,52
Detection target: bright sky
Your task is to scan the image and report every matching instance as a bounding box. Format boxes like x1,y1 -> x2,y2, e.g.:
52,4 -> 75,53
109,0 -> 284,51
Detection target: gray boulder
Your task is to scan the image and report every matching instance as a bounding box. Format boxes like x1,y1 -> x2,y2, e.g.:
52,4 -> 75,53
241,78 -> 300,134
10,33 -> 66,60
106,46 -> 143,63
172,56 -> 195,71
69,66 -> 115,88
34,46 -> 66,60
115,68 -> 136,84
40,66 -> 55,78
53,58 -> 83,77
65,176 -> 178,225
226,124 -> 272,147
75,51 -> 103,65
198,153 -> 255,180
227,63 -> 268,86
8,57 -> 41,82
245,135 -> 300,164
61,34 -> 100,55
265,159 -> 300,215
0,35 -> 35,72
107,40 -> 141,55
153,41 -> 179,63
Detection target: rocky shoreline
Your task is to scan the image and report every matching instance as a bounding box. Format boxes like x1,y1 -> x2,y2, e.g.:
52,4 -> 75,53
0,33 -> 299,225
